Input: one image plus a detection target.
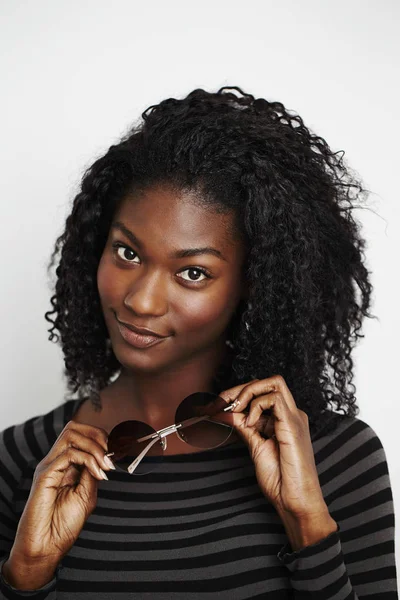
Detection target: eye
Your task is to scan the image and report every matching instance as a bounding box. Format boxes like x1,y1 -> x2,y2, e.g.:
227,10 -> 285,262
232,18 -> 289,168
178,267 -> 211,283
113,243 -> 139,264
112,243 -> 212,285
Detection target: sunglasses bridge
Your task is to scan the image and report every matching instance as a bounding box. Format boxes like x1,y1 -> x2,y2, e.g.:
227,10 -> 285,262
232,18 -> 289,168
126,407 -> 235,475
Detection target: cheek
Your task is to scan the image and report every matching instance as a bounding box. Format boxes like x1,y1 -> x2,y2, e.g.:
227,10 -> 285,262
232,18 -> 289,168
178,290 -> 237,336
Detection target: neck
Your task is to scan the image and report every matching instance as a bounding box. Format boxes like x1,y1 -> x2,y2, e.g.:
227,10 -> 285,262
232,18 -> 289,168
103,336 -> 231,430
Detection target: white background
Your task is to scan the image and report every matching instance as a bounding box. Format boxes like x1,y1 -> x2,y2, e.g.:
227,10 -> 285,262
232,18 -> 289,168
1,0 -> 399,573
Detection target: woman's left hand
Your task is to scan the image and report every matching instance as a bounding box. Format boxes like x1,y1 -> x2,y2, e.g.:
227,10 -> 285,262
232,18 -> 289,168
215,375 -> 329,520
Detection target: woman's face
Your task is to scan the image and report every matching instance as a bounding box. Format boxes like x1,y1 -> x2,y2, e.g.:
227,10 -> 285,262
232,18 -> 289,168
97,184 -> 247,374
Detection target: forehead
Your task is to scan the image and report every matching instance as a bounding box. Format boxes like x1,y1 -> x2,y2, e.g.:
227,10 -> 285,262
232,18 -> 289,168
112,186 -> 244,257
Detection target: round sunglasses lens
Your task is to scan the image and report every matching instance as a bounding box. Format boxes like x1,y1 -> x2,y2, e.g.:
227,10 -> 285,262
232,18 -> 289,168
175,392 -> 233,448
107,420 -> 163,475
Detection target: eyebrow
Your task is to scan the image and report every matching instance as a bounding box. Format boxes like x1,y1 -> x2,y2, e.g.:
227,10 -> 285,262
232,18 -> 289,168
111,221 -> 228,262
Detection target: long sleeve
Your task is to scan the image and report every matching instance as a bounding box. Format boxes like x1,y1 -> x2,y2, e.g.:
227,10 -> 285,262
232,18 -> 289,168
0,422 -> 59,598
0,400 -> 397,598
276,417 -> 398,598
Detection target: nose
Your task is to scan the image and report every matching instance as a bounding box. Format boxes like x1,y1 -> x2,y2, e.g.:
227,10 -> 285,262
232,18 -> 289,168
123,270 -> 168,317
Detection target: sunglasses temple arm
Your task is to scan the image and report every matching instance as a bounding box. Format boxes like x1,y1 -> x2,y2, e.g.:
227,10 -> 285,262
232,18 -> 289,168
127,436 -> 162,474
179,404 -> 235,431
207,419 -> 232,429
180,416 -> 233,430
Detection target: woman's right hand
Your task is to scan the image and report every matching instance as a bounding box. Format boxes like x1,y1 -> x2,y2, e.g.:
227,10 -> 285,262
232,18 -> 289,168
8,420 -> 115,566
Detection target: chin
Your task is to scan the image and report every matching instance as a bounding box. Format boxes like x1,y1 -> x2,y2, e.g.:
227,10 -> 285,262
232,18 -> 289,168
110,339 -> 170,373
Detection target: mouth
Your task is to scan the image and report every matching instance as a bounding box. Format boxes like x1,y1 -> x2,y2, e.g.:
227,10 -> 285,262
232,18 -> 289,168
116,320 -> 168,349
116,316 -> 168,338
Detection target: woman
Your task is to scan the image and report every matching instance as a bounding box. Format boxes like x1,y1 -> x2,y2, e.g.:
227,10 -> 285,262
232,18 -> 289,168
0,86 -> 397,598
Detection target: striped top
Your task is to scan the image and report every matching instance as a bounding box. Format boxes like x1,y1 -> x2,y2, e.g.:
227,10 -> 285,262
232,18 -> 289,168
0,397 -> 397,599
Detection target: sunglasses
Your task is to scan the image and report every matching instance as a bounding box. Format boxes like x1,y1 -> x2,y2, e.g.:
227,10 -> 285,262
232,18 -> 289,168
104,391 -> 240,475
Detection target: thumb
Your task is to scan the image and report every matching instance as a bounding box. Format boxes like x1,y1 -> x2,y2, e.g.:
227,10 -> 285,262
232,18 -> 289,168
212,398 -> 269,450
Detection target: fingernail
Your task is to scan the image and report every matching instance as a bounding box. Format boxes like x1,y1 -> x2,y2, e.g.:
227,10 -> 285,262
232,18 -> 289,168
100,468 -> 109,480
104,456 -> 116,470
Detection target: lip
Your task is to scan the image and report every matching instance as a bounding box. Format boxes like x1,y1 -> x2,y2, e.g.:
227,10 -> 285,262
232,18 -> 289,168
117,321 -> 168,349
117,319 -> 167,338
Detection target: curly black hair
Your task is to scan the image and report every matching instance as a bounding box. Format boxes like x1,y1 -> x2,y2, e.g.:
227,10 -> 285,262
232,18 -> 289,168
45,85 -> 378,441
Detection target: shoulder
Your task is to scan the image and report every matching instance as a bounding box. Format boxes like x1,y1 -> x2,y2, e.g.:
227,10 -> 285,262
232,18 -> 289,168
315,411 -> 387,449
0,398 -> 80,480
313,411 -> 393,483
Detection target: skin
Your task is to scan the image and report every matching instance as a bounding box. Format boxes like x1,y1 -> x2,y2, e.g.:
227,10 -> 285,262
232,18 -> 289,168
3,186 -> 336,591
74,183 -> 249,453
215,376 -> 338,550
3,183 -> 254,589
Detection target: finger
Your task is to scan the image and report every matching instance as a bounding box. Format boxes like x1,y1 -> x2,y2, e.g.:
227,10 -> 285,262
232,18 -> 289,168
230,376 -> 297,414
65,420 -> 109,453
217,379 -> 260,404
247,412 -> 275,438
245,391 -> 291,428
43,422 -> 111,471
227,407 -> 276,450
37,446 -> 109,485
61,428 -> 115,472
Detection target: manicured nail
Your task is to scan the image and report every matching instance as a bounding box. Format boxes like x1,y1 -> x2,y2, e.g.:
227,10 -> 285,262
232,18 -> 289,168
100,468 -> 109,480
104,456 -> 116,470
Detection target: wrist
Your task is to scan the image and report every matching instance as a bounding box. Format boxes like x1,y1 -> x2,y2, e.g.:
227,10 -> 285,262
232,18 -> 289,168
276,506 -> 338,552
2,553 -> 60,591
